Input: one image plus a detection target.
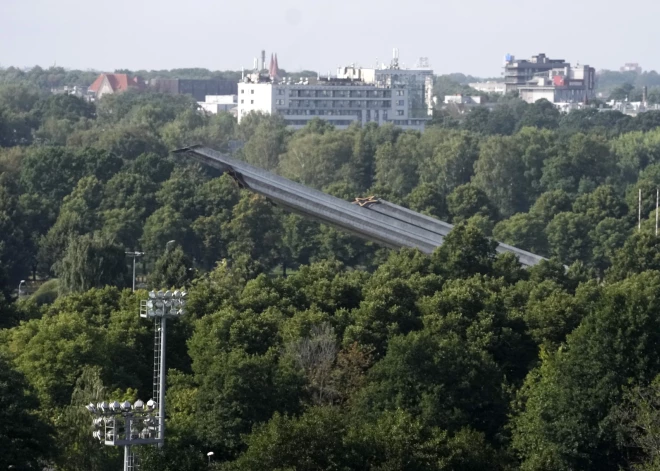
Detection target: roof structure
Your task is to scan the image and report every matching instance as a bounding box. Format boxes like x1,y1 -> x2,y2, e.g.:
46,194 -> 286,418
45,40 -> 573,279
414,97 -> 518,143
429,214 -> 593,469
89,73 -> 144,93
269,53 -> 280,79
174,145 -> 547,267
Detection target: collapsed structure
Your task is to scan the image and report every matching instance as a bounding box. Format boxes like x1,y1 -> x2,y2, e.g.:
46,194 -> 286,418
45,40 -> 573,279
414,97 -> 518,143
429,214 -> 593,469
174,146 -> 546,267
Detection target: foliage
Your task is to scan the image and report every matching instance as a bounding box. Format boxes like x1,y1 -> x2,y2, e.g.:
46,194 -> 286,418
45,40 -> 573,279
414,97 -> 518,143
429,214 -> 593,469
5,66 -> 660,470
0,353 -> 54,470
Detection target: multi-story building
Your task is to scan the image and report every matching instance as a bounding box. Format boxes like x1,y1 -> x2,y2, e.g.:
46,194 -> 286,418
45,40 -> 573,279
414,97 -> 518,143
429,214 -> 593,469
238,76 -> 428,130
504,53 -> 569,94
237,49 -> 433,131
336,61 -> 434,118
505,53 -> 595,104
517,64 -> 596,104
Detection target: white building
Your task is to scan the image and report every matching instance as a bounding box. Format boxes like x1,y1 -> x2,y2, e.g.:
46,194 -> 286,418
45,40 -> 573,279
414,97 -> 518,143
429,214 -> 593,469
336,63 -> 435,118
444,95 -> 482,105
238,77 -> 429,131
518,64 -> 596,104
198,95 -> 238,114
469,81 -> 506,95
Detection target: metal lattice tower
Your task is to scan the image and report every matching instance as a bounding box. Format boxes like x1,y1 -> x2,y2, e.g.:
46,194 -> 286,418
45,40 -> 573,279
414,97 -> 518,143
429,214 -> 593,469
152,317 -> 162,405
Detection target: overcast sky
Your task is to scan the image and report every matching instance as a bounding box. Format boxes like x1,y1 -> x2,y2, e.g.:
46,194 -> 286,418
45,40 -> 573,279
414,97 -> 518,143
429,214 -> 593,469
0,0 -> 657,77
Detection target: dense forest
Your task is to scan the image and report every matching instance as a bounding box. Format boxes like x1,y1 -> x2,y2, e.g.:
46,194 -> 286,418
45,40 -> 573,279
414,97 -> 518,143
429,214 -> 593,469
5,70 -> 660,471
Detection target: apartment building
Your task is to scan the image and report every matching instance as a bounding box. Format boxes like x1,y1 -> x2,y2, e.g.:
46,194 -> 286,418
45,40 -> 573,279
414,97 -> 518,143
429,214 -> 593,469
238,77 -> 429,131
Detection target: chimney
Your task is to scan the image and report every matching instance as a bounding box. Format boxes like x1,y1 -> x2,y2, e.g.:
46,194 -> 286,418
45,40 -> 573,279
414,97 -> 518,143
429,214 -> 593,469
643,86 -> 648,105
261,50 -> 266,71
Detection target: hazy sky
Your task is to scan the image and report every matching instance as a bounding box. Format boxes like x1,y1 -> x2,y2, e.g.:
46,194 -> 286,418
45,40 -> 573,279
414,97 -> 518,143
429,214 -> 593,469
1,0 -> 658,77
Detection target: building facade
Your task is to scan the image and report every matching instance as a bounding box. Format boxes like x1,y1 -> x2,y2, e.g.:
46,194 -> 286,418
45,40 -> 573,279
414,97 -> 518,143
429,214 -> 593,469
336,65 -> 434,118
504,53 -> 569,94
198,95 -> 238,115
505,53 -> 595,104
238,77 -> 429,131
469,81 -> 506,94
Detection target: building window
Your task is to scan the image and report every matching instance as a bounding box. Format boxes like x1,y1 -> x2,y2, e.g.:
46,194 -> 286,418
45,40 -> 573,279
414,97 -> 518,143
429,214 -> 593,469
396,90 -> 405,96
277,89 -> 285,95
251,90 -> 254,94
397,110 -> 404,116
275,99 -> 284,105
241,90 -> 245,94
397,100 -> 405,106
251,100 -> 254,104
240,99 -> 244,104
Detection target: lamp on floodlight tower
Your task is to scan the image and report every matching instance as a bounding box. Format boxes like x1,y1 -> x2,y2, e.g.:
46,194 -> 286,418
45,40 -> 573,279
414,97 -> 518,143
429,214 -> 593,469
86,398 -> 160,471
85,289 -> 187,471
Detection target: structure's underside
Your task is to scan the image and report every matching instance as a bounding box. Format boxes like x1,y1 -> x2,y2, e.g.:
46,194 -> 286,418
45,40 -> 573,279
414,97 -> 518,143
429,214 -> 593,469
174,145 -> 546,267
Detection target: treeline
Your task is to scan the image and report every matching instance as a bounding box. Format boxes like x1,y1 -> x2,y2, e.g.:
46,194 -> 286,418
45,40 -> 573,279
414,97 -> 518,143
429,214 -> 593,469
5,81 -> 660,469
0,65 -> 325,92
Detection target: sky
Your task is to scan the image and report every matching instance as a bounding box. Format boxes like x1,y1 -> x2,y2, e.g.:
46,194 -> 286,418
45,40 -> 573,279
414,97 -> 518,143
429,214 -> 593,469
1,0 -> 658,77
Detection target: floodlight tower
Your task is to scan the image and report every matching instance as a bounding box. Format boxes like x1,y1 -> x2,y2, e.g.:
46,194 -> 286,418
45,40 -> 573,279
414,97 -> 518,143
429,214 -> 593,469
140,290 -> 187,448
85,289 -> 187,471
86,398 -> 160,471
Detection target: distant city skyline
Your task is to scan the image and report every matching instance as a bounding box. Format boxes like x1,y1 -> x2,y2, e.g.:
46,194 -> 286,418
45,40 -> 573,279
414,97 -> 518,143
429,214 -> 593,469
1,0 -> 658,77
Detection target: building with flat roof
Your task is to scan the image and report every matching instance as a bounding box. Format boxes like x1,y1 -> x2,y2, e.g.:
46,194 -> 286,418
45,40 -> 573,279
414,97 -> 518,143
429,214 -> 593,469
469,81 -> 506,95
336,53 -> 434,118
237,50 -> 433,131
504,53 -> 569,94
198,95 -> 238,115
505,53 -> 595,104
238,77 -> 428,131
620,63 -> 642,73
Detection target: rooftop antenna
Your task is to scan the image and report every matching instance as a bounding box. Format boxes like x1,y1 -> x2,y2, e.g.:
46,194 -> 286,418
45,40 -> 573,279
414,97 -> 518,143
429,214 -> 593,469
391,48 -> 400,69
253,57 -> 258,72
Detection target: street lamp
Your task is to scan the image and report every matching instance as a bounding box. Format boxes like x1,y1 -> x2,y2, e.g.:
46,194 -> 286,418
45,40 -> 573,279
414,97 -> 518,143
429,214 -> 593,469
165,240 -> 176,252
207,451 -> 214,465
125,252 -> 145,292
18,280 -> 26,297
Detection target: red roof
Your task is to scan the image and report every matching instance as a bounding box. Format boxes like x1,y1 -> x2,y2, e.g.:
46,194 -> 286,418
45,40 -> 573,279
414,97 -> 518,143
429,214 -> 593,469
89,73 -> 144,93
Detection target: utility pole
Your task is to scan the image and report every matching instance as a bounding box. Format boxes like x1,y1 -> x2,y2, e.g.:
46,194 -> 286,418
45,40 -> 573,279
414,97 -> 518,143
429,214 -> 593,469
639,188 -> 642,231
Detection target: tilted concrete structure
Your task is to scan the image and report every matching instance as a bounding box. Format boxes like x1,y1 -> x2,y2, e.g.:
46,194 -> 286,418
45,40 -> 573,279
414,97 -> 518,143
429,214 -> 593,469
173,146 -> 546,267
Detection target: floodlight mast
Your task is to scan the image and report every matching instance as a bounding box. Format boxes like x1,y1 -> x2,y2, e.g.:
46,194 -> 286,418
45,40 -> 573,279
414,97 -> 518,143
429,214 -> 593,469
86,289 -> 186,471
140,289 -> 187,449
